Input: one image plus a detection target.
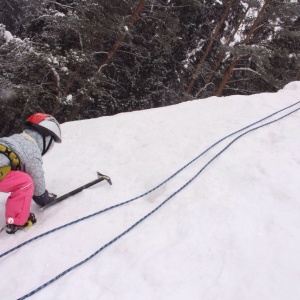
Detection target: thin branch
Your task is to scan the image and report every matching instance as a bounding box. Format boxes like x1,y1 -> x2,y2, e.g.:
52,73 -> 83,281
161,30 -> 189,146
48,1 -> 74,9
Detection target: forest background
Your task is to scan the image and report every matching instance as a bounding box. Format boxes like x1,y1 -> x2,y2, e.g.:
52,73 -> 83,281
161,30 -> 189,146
0,0 -> 299,136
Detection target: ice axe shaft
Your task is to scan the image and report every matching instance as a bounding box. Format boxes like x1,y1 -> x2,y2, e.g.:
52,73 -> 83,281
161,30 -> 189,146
41,172 -> 112,210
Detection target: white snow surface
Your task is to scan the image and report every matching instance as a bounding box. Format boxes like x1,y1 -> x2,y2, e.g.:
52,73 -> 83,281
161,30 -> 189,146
1,82 -> 300,300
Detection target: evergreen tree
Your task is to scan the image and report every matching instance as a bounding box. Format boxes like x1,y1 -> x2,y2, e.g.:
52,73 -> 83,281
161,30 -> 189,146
0,0 -> 299,136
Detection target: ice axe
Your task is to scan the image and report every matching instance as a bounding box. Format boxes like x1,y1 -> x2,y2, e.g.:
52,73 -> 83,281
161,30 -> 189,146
41,172 -> 112,210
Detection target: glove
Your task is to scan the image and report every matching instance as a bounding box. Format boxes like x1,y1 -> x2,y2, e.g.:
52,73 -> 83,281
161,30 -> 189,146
33,190 -> 57,206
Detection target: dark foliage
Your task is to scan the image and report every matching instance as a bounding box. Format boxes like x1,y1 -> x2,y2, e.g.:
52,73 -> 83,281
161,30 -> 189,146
0,0 -> 299,136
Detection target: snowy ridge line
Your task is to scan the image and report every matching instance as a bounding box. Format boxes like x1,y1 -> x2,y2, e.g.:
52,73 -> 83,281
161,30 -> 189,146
0,100 -> 300,262
16,104 -> 300,300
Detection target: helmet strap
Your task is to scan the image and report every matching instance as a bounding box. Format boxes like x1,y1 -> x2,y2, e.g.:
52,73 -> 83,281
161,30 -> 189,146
42,136 -> 54,155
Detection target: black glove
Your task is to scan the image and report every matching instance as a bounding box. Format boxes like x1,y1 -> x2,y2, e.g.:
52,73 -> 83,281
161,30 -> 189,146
33,190 -> 57,206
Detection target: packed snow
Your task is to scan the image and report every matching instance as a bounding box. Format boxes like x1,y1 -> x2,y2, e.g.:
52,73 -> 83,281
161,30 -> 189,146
1,82 -> 300,300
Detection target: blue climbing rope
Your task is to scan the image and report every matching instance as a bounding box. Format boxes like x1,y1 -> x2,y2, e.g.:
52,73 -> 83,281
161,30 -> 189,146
1,100 -> 300,262
16,103 -> 300,299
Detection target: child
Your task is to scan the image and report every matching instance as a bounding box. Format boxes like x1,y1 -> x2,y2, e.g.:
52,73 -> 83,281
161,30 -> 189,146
0,113 -> 62,234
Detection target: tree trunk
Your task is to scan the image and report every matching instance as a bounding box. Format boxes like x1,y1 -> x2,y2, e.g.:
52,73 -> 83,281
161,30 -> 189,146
215,0 -> 271,97
183,0 -> 234,101
66,0 -> 146,122
215,57 -> 238,96
295,68 -> 300,81
100,0 -> 145,67
204,5 -> 250,89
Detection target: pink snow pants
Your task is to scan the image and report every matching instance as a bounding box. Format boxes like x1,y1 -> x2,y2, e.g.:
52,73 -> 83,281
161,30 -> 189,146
0,170 -> 34,226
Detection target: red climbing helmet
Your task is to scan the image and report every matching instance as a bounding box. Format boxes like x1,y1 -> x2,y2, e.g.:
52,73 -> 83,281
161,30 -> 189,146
25,113 -> 62,143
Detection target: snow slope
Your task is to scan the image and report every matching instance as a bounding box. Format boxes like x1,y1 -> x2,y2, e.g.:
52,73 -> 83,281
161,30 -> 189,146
1,82 -> 300,300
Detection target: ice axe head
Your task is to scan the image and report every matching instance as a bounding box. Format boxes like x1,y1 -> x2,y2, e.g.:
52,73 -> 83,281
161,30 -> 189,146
97,172 -> 112,185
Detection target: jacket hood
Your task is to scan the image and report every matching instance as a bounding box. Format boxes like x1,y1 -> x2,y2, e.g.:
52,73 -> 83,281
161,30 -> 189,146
23,129 -> 52,155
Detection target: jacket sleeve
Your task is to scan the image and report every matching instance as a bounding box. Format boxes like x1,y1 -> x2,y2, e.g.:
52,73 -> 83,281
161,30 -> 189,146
23,155 -> 47,197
